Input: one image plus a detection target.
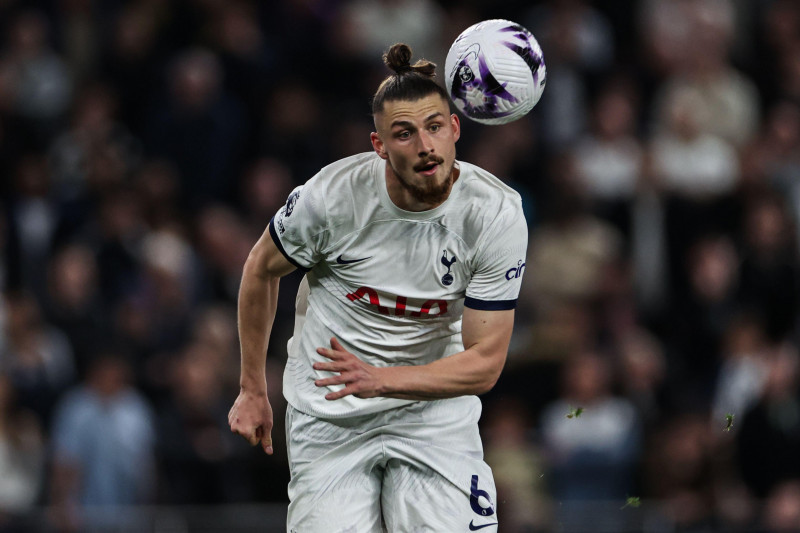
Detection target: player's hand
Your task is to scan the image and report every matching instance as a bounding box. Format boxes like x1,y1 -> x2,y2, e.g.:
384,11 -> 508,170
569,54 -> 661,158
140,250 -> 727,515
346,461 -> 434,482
314,337 -> 384,400
228,388 -> 274,455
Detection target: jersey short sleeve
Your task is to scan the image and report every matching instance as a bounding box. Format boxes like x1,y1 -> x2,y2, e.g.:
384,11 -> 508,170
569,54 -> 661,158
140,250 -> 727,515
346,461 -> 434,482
465,204 -> 528,310
269,181 -> 328,271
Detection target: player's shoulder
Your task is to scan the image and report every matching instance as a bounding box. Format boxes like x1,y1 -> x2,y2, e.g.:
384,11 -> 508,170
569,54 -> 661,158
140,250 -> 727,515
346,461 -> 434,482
455,160 -> 524,217
297,152 -> 380,230
308,152 -> 379,192
458,161 -> 523,204
445,162 -> 527,253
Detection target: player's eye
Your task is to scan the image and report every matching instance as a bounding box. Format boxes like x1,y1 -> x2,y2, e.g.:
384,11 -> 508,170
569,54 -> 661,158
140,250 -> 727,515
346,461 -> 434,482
396,131 -> 411,139
430,124 -> 441,132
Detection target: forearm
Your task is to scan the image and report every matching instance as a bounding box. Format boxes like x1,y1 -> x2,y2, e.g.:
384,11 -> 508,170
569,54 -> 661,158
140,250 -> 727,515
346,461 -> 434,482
237,260 -> 279,393
378,346 -> 505,400
375,309 -> 513,400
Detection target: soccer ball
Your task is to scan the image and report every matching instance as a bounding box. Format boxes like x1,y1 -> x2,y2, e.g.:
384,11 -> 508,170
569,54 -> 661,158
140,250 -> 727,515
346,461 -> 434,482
444,19 -> 546,125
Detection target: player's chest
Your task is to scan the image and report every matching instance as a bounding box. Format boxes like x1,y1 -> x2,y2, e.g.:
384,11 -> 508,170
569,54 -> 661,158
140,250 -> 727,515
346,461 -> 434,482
323,221 -> 471,294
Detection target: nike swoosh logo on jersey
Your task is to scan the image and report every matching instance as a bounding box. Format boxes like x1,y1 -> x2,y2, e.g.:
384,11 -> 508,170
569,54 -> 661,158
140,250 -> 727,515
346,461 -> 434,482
468,521 -> 498,531
336,255 -> 371,264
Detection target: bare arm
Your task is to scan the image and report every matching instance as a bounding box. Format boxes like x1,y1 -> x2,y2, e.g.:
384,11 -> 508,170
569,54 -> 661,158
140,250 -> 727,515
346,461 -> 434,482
228,228 -> 295,454
314,307 -> 514,401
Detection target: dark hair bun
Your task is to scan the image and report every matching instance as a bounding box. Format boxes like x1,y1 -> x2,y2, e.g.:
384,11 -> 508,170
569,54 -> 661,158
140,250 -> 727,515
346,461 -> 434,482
384,43 -> 413,74
383,43 -> 436,77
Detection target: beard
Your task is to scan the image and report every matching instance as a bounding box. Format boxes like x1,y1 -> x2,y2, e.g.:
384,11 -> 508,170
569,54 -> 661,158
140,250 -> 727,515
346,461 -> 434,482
391,157 -> 456,206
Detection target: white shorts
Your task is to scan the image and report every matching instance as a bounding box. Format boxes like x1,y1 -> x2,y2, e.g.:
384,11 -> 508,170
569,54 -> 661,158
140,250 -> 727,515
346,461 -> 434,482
285,395 -> 499,533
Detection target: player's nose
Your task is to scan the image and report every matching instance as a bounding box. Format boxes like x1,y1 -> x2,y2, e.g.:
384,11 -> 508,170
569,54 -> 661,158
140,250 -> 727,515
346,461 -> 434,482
416,130 -> 435,155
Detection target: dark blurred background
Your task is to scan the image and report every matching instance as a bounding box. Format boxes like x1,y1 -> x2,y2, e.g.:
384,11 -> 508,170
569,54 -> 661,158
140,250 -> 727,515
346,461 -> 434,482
0,0 -> 799,532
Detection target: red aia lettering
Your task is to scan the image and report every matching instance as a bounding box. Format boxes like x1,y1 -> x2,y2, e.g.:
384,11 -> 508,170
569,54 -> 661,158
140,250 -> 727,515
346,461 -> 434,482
346,288 -> 447,318
409,299 -> 448,317
394,295 -> 407,316
346,286 -> 389,315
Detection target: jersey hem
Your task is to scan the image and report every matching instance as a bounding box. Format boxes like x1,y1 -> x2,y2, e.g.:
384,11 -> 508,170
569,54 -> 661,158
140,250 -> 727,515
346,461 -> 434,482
464,297 -> 517,310
283,393 -> 420,420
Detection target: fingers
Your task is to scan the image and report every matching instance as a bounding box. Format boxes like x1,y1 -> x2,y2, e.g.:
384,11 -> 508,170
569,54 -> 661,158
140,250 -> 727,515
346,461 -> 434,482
316,338 -> 349,360
315,374 -> 349,387
234,423 -> 272,453
256,426 -> 274,455
312,361 -> 346,372
325,385 -> 358,401
313,338 -> 371,401
230,423 -> 258,446
228,400 -> 272,454
316,347 -> 336,360
316,347 -> 344,360
313,364 -> 357,398
314,373 -> 370,399
313,356 -> 359,383
230,413 -> 259,446
330,337 -> 345,351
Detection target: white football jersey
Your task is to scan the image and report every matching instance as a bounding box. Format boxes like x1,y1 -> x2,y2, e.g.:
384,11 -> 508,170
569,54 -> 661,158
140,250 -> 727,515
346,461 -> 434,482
271,152 -> 528,418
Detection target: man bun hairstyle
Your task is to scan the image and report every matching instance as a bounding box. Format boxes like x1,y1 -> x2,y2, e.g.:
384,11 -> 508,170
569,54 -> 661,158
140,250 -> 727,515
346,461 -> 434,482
372,43 -> 449,114
383,43 -> 436,76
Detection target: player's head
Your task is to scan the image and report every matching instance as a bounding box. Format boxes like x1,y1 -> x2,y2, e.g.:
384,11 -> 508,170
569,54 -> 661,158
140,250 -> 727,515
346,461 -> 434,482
370,43 -> 461,209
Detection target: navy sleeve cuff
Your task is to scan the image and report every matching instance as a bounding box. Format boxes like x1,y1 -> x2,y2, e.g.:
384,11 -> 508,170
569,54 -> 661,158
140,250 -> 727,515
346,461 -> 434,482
268,218 -> 311,272
464,297 -> 517,311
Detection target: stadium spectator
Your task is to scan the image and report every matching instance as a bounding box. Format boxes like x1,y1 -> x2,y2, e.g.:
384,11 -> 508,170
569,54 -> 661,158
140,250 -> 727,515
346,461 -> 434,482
48,81 -> 141,206
711,314 -> 770,433
144,48 -> 246,210
573,77 -> 644,241
49,352 -> 155,531
539,350 -> 641,530
156,340 -> 249,504
1,290 -> 75,423
0,372 -> 44,524
737,343 -> 800,499
482,396 -> 550,532
5,153 -> 59,300
736,193 -> 800,341
524,0 -> 615,149
43,242 -> 108,376
666,235 -> 741,407
2,9 -> 73,148
519,160 -> 623,357
647,0 -> 759,147
643,411 -> 717,531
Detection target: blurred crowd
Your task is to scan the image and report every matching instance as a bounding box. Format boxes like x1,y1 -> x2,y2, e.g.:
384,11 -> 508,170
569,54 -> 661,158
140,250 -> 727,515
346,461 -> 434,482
0,0 -> 799,532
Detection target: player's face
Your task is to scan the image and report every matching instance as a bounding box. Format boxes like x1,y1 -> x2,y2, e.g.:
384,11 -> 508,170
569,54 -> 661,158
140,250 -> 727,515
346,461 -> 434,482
371,94 -> 461,209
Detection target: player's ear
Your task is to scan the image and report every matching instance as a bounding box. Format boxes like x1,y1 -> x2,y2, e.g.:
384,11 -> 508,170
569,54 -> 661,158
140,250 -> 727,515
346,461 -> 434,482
370,132 -> 388,159
451,113 -> 461,143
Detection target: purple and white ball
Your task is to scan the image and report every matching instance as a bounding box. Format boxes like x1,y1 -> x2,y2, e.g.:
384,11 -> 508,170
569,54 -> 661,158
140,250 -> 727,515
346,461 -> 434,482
444,19 -> 546,126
